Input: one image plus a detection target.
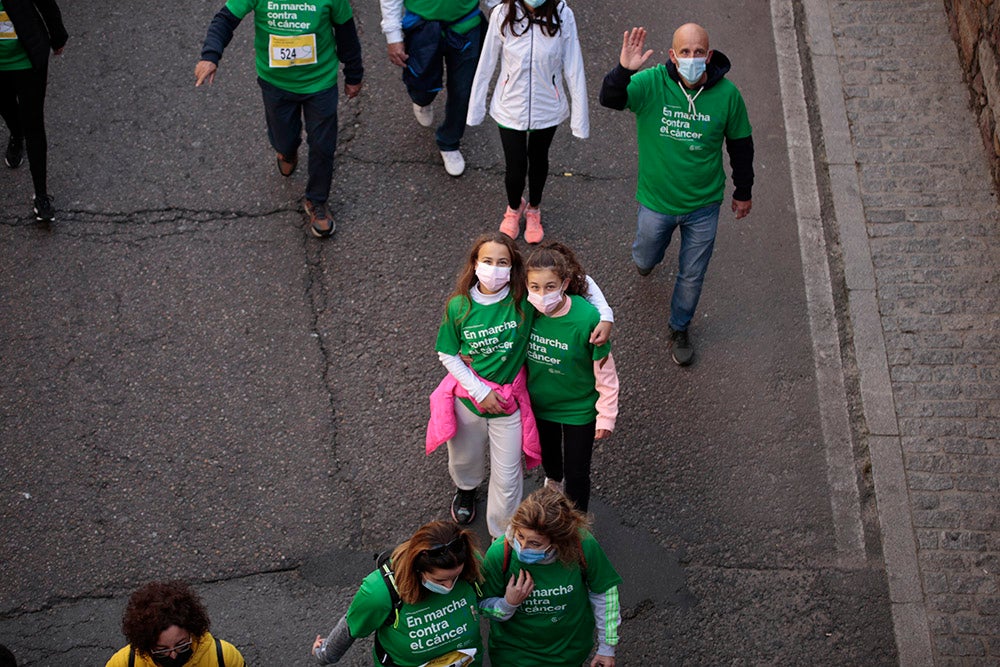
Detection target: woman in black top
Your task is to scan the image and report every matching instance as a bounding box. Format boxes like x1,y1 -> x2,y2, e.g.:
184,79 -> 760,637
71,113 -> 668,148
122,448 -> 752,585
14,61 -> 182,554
0,0 -> 67,222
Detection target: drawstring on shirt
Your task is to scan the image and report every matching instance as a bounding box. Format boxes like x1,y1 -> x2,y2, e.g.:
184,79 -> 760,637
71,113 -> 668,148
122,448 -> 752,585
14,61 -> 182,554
677,79 -> 703,115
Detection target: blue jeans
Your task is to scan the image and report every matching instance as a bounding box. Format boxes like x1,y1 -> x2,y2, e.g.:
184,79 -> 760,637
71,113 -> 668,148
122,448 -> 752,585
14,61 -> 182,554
632,202 -> 721,332
258,78 -> 339,205
403,20 -> 481,151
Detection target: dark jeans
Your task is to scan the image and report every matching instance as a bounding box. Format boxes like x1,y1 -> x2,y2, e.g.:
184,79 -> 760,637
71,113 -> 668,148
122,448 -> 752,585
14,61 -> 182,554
403,20 -> 481,151
498,125 -> 557,209
257,78 -> 339,205
0,66 -> 49,197
537,418 -> 596,511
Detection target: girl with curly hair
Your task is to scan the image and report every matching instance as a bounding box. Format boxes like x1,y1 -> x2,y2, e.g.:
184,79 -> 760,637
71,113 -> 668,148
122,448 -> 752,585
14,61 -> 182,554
479,487 -> 622,667
106,580 -> 245,667
523,242 -> 619,511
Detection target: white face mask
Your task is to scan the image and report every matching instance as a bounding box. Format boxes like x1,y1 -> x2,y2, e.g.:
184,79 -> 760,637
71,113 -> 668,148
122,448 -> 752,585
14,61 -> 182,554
476,263 -> 511,292
421,578 -> 455,595
527,289 -> 564,314
675,56 -> 707,84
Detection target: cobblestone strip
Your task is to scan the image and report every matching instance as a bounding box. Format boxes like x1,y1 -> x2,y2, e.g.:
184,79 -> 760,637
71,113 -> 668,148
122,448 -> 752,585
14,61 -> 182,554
822,0 -> 1000,663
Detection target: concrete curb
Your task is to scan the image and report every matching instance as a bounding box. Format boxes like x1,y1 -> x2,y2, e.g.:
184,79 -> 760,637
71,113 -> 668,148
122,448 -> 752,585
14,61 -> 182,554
794,0 -> 935,664
768,0 -> 866,567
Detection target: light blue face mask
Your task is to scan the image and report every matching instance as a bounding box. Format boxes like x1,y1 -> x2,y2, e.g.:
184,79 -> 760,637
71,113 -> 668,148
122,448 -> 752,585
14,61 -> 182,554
511,536 -> 549,564
422,578 -> 454,595
523,0 -> 546,8
676,56 -> 707,84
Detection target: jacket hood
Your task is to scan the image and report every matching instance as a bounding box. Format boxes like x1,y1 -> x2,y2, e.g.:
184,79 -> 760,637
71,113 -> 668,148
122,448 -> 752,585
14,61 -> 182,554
665,49 -> 732,90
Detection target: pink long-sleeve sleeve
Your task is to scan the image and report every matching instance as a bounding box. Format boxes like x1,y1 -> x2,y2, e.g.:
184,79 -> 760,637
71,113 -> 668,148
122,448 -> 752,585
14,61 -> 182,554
594,352 -> 619,432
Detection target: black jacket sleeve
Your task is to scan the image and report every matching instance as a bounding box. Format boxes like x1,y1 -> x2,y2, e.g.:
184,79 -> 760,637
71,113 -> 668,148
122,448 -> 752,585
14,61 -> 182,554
33,0 -> 67,50
6,0 -> 67,69
726,135 -> 754,201
334,17 -> 364,85
598,63 -> 635,110
200,6 -> 241,64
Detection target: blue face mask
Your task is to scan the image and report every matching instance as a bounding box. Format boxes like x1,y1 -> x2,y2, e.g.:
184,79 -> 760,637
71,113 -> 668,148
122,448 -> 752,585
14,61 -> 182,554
675,56 -> 707,84
422,578 -> 454,595
511,536 -> 549,564
523,0 -> 546,8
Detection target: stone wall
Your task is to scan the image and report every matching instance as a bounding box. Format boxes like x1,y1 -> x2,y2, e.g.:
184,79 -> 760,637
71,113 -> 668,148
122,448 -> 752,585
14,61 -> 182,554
944,0 -> 1000,186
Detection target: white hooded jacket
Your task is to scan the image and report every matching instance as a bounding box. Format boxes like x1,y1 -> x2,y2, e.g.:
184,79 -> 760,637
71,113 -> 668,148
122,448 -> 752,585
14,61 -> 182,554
467,1 -> 589,137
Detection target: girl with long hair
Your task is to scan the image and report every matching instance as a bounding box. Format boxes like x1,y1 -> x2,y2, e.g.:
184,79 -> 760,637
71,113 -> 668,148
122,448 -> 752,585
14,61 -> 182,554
313,521 -> 483,666
467,0 -> 589,243
428,232 -> 612,538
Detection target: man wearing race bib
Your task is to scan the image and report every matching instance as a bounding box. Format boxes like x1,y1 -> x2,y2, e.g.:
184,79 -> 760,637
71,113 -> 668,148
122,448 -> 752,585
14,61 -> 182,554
195,0 -> 363,238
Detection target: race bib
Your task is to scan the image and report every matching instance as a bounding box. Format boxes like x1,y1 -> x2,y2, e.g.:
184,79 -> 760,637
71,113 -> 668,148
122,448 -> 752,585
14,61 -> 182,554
0,12 -> 17,40
268,33 -> 318,68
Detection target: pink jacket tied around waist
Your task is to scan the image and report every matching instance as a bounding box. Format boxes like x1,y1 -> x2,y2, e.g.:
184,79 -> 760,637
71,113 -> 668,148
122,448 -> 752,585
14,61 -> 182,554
426,365 -> 542,469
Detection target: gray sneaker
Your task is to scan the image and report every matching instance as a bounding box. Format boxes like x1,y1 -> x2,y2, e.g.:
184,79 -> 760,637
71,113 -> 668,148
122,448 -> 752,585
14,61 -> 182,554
669,327 -> 694,366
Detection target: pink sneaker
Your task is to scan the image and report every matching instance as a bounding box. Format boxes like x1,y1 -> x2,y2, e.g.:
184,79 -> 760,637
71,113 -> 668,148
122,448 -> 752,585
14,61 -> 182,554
500,198 -> 526,239
524,206 -> 543,244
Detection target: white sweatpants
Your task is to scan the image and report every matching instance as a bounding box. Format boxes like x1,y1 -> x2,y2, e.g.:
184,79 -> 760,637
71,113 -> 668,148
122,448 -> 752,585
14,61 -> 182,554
447,398 -> 524,538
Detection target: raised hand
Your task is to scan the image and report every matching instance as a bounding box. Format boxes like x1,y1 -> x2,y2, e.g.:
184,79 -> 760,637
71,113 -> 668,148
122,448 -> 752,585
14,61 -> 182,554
620,27 -> 654,70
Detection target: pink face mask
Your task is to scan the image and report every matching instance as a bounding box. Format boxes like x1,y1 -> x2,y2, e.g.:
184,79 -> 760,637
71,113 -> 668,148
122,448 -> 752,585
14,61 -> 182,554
527,290 -> 564,314
476,262 -> 511,292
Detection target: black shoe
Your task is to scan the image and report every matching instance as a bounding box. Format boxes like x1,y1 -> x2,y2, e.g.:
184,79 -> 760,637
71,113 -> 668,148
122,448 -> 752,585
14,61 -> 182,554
33,194 -> 54,222
669,327 -> 694,366
636,263 -> 653,276
450,488 -> 476,525
5,135 -> 24,168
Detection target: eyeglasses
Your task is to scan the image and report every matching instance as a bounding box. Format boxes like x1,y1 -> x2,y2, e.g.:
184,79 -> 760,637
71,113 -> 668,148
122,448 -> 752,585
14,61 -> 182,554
425,536 -> 462,557
150,639 -> 193,658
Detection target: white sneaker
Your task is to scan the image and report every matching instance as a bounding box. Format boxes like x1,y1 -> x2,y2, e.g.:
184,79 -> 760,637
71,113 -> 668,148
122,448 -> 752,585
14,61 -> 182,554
413,103 -> 434,127
544,477 -> 565,494
441,149 -> 465,177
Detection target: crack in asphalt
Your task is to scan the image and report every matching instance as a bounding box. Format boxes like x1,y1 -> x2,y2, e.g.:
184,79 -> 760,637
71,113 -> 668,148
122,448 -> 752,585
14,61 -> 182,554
0,564 -> 304,618
0,206 -> 301,230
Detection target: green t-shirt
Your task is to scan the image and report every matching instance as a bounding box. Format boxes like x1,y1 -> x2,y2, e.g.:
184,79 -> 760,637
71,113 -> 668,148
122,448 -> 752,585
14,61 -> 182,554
526,296 -> 610,425
627,64 -> 752,215
345,568 -> 483,667
225,0 -> 352,94
404,0 -> 479,24
435,293 -> 533,417
482,532 -> 622,667
0,2 -> 32,71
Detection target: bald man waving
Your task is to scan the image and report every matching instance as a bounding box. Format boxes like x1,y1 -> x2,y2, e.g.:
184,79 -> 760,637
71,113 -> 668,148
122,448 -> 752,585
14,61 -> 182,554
600,24 -> 754,366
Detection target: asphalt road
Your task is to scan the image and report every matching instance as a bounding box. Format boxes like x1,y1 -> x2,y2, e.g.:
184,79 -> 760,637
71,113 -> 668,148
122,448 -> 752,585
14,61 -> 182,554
0,0 -> 897,664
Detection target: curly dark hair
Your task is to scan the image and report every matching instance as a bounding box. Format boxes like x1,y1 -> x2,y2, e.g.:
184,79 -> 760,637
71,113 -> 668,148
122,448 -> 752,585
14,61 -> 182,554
121,581 -> 211,656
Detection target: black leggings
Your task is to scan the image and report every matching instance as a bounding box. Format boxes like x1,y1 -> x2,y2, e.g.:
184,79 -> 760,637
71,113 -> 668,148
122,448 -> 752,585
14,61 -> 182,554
498,125 -> 557,209
537,418 -> 595,511
0,67 -> 49,197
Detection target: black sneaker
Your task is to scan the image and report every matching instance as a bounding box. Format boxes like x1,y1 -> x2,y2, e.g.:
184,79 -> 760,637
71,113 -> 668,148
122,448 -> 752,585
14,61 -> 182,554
450,488 -> 476,525
33,194 -> 55,222
5,135 -> 24,168
636,263 -> 653,276
669,327 -> 694,366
